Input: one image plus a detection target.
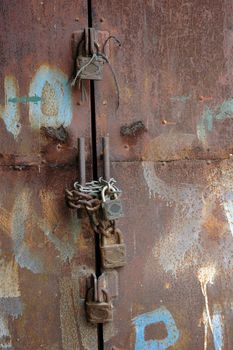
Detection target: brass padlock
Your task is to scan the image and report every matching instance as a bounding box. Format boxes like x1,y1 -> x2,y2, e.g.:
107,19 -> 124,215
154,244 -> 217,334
100,228 -> 126,269
101,185 -> 124,220
86,287 -> 113,324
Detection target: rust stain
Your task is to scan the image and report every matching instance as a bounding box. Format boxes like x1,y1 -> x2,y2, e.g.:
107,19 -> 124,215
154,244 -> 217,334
41,81 -> 59,116
143,132 -> 196,161
0,258 -> 20,298
0,207 -> 11,237
59,276 -> 80,350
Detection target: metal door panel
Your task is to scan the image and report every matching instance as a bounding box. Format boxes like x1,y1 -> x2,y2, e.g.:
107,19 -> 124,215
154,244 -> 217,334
92,1 -> 233,349
0,0 -> 91,164
93,0 -> 233,162
0,1 -> 97,349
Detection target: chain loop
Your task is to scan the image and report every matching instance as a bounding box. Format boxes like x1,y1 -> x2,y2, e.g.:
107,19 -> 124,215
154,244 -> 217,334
65,177 -> 122,238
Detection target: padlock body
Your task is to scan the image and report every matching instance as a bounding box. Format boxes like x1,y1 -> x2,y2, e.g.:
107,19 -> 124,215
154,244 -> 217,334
100,243 -> 126,269
102,198 -> 124,220
77,56 -> 104,80
86,301 -> 113,324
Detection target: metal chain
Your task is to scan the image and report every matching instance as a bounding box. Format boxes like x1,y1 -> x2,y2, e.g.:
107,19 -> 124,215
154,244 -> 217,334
65,177 -> 121,238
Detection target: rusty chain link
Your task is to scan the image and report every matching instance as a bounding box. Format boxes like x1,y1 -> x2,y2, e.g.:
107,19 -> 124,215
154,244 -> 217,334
65,178 -> 121,238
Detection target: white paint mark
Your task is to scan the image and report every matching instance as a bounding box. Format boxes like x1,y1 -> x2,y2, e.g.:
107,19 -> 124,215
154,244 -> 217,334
0,76 -> 21,138
203,310 -> 208,350
12,189 -> 43,273
198,267 -> 224,350
223,192 -> 233,236
142,161 -> 203,274
0,314 -> 12,349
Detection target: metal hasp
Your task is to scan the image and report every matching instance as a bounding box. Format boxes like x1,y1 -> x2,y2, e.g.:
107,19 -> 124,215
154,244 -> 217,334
65,136 -> 127,322
86,273 -> 113,324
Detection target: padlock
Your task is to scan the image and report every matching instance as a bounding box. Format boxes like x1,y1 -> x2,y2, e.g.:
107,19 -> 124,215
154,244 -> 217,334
101,185 -> 124,220
86,287 -> 113,324
75,28 -> 105,81
76,55 -> 105,80
100,228 -> 126,269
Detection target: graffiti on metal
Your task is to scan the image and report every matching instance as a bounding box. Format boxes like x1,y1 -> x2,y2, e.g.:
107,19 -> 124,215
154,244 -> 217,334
133,306 -> 179,350
0,65 -> 72,138
133,303 -> 224,350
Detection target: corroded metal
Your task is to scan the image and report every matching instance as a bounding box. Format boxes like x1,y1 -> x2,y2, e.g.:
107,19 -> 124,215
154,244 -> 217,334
0,1 -> 97,349
92,1 -> 233,349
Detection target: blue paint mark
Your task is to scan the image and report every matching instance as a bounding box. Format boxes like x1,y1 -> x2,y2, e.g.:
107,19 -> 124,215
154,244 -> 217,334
212,305 -> 224,350
216,99 -> 233,120
133,306 -> 179,350
197,99 -> 233,143
29,65 -> 72,129
8,94 -> 41,104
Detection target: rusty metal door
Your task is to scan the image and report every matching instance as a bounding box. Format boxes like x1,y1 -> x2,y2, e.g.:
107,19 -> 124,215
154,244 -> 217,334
0,1 -> 98,349
1,1 -> 233,350
91,1 -> 233,349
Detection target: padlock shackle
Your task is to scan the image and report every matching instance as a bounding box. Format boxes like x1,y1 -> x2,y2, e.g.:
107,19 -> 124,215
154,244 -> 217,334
101,185 -> 118,202
101,227 -> 124,246
101,288 -> 110,303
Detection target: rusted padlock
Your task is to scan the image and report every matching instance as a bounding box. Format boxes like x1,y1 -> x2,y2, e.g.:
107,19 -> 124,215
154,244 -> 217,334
75,28 -> 105,81
86,284 -> 113,324
101,185 -> 124,221
100,228 -> 126,269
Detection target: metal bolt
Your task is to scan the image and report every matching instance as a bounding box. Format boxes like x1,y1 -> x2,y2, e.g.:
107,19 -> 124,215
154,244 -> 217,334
75,17 -> 79,22
161,119 -> 176,125
103,100 -> 107,105
100,17 -> 104,22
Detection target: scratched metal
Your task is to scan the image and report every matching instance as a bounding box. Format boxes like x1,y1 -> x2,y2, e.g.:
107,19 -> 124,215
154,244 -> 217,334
93,0 -> 233,162
92,1 -> 233,349
0,1 -> 98,349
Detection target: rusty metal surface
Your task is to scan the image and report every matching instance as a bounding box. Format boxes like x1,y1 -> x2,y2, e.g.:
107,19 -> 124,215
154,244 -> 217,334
92,1 -> 233,349
0,1 -> 98,349
93,0 -> 233,162
0,0 -> 92,166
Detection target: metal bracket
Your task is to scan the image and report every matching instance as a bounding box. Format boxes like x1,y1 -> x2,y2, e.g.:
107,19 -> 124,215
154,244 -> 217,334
71,28 -> 110,60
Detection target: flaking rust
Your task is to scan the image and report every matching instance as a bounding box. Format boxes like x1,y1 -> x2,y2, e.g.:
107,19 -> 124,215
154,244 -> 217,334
41,125 -> 68,143
120,121 -> 146,137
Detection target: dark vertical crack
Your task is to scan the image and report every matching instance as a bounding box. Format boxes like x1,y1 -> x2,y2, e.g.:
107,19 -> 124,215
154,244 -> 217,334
87,1 -> 104,349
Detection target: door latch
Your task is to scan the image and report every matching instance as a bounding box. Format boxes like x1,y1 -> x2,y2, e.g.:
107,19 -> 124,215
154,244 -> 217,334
86,273 -> 113,324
